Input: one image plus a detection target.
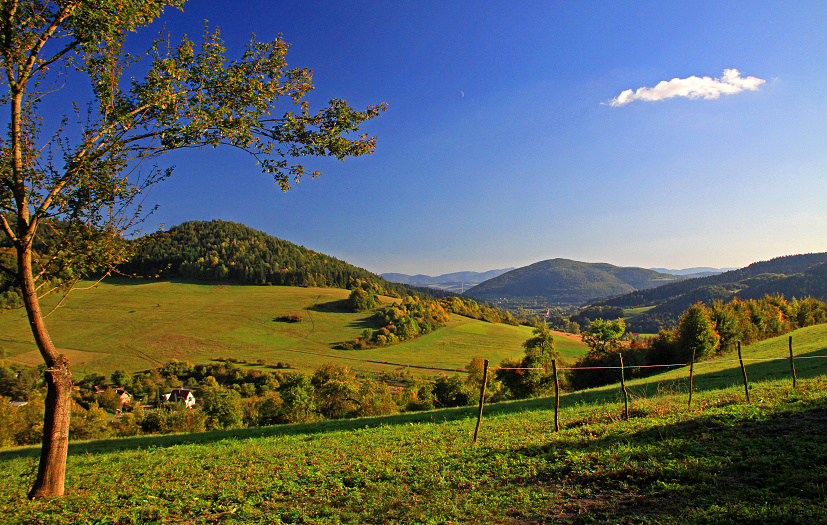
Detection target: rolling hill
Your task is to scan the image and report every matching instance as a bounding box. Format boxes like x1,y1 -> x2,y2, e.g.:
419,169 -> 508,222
0,279 -> 588,377
119,219 -> 413,297
464,258 -> 685,307
3,324 -> 826,524
596,252 -> 827,332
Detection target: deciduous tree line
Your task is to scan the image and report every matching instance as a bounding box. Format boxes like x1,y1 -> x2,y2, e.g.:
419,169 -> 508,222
569,294 -> 827,389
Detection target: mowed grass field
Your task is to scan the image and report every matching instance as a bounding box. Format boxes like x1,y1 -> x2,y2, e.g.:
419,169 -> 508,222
0,279 -> 588,377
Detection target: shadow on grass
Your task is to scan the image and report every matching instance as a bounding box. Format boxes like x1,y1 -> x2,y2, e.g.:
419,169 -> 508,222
2,349 -> 822,464
496,395 -> 827,523
306,299 -> 349,313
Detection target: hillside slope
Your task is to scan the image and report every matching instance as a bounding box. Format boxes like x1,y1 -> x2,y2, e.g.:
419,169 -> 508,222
465,258 -> 684,306
2,325 -> 825,524
0,280 -> 587,377
120,219 -> 410,296
598,253 -> 827,332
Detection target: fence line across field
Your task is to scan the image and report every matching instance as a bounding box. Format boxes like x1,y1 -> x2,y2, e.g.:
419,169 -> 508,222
493,355 -> 827,372
472,336 -> 823,443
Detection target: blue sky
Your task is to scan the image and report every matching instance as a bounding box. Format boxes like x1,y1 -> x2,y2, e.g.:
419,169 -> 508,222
137,1 -> 825,275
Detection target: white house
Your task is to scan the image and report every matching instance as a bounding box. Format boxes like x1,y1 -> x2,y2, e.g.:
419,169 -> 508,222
164,389 -> 196,408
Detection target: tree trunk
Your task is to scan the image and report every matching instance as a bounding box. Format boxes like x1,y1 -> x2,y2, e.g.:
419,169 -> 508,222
17,243 -> 73,499
28,356 -> 72,499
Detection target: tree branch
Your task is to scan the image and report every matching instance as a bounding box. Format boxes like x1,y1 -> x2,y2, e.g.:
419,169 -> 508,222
30,39 -> 80,77
0,208 -> 17,243
20,1 -> 79,82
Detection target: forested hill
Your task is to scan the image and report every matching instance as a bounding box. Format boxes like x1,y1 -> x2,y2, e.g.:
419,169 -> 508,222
594,252 -> 827,309
120,220 -> 410,295
465,258 -> 684,306
592,252 -> 827,333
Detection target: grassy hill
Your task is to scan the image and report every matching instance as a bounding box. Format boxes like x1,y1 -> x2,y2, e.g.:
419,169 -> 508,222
1,324 -> 825,524
465,258 -> 684,307
0,279 -> 588,377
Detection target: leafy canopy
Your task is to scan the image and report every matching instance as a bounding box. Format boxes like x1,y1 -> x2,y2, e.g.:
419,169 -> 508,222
0,0 -> 385,292
581,318 -> 626,357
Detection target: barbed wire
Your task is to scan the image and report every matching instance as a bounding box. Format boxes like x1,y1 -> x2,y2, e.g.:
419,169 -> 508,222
489,354 -> 827,372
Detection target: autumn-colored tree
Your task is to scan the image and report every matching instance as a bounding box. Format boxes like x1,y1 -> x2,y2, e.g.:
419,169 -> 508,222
0,0 -> 384,498
311,363 -> 360,419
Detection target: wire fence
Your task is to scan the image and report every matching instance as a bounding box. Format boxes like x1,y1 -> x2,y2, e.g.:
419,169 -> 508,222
472,335 -> 827,442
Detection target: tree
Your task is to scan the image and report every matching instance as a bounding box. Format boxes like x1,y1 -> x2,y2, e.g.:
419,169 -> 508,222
465,355 -> 502,403
0,0 -> 384,498
109,369 -> 132,391
675,303 -> 720,361
200,387 -> 243,430
581,318 -> 626,357
496,324 -> 557,399
279,373 -> 316,423
311,363 -> 360,419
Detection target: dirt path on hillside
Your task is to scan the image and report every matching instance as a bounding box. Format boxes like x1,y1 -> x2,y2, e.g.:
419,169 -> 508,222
550,329 -> 582,343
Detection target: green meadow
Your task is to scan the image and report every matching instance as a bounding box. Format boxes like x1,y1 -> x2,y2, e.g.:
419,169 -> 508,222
0,279 -> 588,377
1,325 -> 825,524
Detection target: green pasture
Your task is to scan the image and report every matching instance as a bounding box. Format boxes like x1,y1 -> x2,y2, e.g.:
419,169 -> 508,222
0,279 -> 588,377
1,331 -> 825,523
622,305 -> 654,319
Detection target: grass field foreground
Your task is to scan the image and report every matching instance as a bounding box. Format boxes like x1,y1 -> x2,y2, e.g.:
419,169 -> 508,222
1,372 -> 825,523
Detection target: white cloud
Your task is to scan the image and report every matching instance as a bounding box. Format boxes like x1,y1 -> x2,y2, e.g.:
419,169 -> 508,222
607,69 -> 765,107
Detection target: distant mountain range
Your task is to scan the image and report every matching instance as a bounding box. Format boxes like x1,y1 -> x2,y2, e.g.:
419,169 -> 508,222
382,266 -> 733,296
380,269 -> 514,293
113,220 -> 825,335
464,259 -> 686,307
650,267 -> 737,278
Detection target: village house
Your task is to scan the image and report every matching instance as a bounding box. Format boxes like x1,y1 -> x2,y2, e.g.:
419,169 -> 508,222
163,388 -> 196,408
93,385 -> 133,405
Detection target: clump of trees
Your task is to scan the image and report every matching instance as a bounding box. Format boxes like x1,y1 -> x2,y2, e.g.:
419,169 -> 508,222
345,279 -> 382,312
439,296 -> 518,325
495,324 -> 558,399
569,306 -> 624,328
119,220 -> 408,296
0,321 -> 564,446
339,296 -> 450,349
569,294 -> 827,389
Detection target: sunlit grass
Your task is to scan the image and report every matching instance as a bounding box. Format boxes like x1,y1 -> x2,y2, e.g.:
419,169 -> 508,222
2,372 -> 825,524
0,279 -> 589,377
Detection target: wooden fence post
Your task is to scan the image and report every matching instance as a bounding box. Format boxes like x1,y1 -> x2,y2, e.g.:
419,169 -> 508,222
688,346 -> 696,409
473,359 -> 489,443
619,353 -> 629,420
737,341 -> 750,403
789,336 -> 798,389
552,359 -> 560,432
